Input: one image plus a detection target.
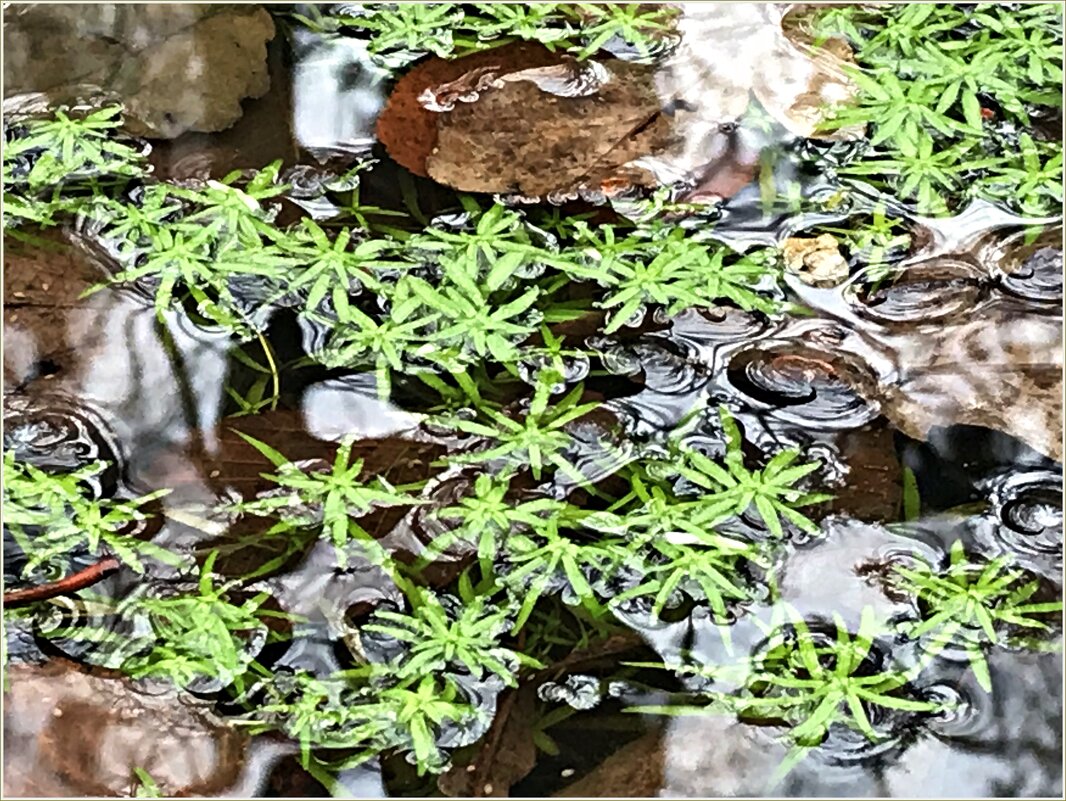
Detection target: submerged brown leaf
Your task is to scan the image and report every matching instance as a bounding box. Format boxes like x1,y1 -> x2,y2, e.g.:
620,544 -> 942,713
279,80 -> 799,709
552,730 -> 665,798
426,59 -> 671,197
2,660 -> 264,797
378,4 -> 861,198
438,685 -> 539,798
438,633 -> 646,797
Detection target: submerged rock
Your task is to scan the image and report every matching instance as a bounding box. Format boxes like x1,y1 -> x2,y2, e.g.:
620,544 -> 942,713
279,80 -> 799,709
2,3 -> 275,138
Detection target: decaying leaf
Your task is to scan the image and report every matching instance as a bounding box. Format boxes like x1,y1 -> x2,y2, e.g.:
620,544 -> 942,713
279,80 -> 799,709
438,685 -> 539,798
2,659 -> 268,797
552,730 -> 665,798
376,4 -> 862,198
426,58 -> 671,198
816,422 -> 904,523
438,633 -> 646,797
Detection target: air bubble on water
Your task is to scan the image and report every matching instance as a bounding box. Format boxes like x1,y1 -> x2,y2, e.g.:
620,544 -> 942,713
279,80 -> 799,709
589,340 -> 643,377
516,353 -> 591,392
538,674 -> 603,711
617,304 -> 648,333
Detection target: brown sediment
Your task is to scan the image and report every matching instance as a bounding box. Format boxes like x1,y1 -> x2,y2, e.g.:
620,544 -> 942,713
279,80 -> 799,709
3,556 -> 121,607
374,42 -> 565,177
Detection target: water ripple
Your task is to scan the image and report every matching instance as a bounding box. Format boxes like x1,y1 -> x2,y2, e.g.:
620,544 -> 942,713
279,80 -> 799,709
843,258 -> 989,328
722,342 -> 880,430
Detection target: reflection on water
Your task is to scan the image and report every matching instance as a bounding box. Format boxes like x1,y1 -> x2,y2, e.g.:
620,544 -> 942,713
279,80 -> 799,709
291,28 -> 388,157
2,2 -> 1062,798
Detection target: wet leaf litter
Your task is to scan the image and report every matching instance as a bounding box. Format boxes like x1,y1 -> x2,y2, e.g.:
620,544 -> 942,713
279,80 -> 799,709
376,3 -> 863,199
2,2 -> 1063,799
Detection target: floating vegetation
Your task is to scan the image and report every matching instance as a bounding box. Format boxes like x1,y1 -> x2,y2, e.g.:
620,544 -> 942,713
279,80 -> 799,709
811,2 -> 1064,215
290,2 -> 681,67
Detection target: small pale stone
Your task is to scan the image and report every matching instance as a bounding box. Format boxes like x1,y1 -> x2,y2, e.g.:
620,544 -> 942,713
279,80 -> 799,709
783,233 -> 850,287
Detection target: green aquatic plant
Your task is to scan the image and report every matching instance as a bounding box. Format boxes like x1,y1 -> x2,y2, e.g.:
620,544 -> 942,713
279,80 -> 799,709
613,536 -> 764,621
367,675 -> 484,773
633,606 -> 945,782
734,607 -> 943,747
498,516 -> 618,630
83,183 -> 184,253
467,2 -> 576,48
972,133 -> 1063,217
972,4 -> 1064,102
836,136 -> 995,217
570,2 -> 681,59
105,551 -> 281,691
892,540 -> 1063,690
591,473 -> 763,550
166,162 -> 289,243
131,768 -> 162,799
82,165 -> 299,335
820,206 -> 911,271
673,407 -> 831,540
418,472 -> 569,573
3,104 -> 148,228
240,668 -> 482,776
832,70 -> 980,148
3,105 -> 146,190
301,2 -> 465,61
233,434 -> 421,565
566,226 -> 782,333
402,265 -> 543,367
310,200 -> 600,390
2,452 -> 180,577
406,201 -> 570,286
312,287 -> 440,384
813,2 -> 1064,215
512,325 -> 590,388
364,588 -> 537,684
290,2 -> 679,66
438,379 -> 600,482
271,218 -> 398,312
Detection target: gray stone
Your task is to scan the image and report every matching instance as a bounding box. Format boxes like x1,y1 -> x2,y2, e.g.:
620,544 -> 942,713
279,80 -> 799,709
2,3 -> 275,138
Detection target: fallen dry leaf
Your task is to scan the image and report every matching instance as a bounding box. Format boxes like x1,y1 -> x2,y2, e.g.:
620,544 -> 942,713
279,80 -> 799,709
376,4 -> 861,198
3,659 -> 259,797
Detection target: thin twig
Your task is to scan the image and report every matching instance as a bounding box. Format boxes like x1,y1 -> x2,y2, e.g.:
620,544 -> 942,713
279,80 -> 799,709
3,556 -> 121,607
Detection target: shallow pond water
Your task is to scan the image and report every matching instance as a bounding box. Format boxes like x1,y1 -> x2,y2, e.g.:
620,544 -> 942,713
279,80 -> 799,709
2,3 -> 1063,798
